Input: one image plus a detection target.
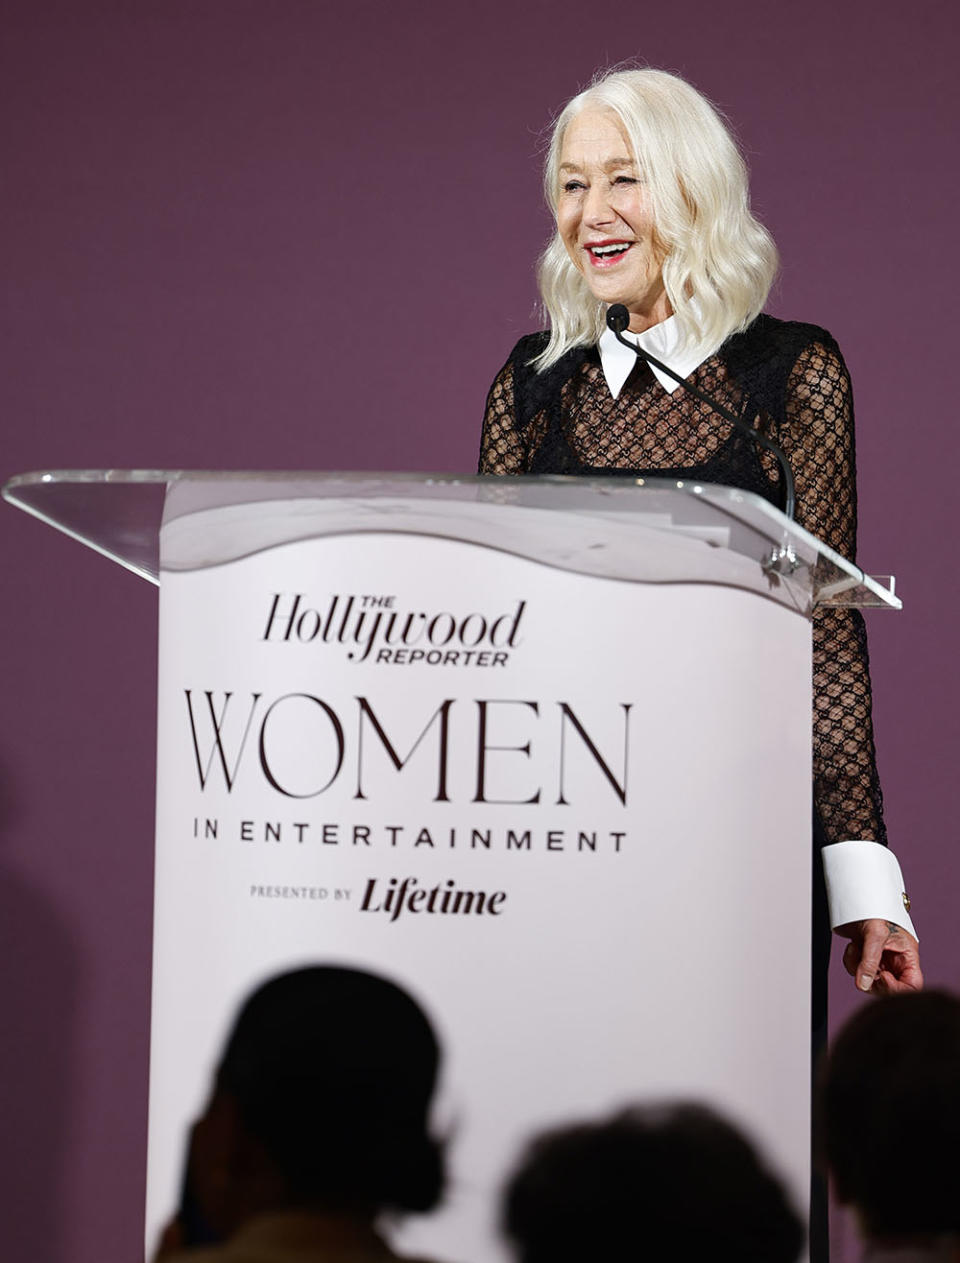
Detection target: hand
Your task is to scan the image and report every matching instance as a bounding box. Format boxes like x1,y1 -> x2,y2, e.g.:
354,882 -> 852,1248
837,918 -> 923,994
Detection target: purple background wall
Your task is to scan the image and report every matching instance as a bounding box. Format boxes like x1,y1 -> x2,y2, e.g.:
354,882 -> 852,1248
1,3 -> 956,1260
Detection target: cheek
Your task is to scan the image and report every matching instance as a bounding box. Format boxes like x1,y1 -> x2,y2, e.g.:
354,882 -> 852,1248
614,191 -> 651,232
556,208 -> 582,266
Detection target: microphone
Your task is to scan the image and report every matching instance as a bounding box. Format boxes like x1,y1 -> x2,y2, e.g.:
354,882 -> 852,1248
605,304 -> 796,521
606,304 -> 631,335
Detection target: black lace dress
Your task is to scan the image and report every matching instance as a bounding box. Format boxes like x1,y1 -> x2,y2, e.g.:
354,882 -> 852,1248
478,315 -> 887,852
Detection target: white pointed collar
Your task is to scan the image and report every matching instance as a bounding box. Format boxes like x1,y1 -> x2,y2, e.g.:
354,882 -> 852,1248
598,314 -> 715,399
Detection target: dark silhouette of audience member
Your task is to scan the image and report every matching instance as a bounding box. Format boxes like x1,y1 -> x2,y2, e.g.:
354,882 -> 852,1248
502,1103 -> 804,1263
819,990 -> 960,1262
154,965 -> 445,1262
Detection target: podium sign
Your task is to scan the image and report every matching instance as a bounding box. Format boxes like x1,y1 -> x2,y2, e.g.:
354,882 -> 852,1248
3,472 -> 901,1263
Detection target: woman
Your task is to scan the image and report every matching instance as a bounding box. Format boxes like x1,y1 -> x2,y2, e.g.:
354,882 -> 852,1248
479,68 -> 920,996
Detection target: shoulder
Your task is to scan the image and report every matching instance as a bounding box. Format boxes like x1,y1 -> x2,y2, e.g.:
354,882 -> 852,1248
723,313 -> 843,368
486,332 -> 549,394
499,330 -> 593,378
488,331 -> 549,380
506,330 -> 551,362
722,315 -> 849,415
493,331 -> 591,427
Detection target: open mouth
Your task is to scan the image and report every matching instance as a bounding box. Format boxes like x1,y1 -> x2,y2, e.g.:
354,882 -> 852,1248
586,241 -> 633,265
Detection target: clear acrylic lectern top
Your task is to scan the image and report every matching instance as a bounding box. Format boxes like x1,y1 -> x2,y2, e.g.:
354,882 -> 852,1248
2,470 -> 900,612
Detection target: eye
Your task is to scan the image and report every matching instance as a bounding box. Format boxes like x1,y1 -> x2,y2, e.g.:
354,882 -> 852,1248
613,175 -> 638,185
562,179 -> 586,193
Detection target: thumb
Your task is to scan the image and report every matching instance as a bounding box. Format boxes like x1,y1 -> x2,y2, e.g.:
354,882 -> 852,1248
842,938 -> 860,977
856,922 -> 886,992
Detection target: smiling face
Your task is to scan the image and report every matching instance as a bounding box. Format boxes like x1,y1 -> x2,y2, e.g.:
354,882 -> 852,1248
556,107 -> 671,333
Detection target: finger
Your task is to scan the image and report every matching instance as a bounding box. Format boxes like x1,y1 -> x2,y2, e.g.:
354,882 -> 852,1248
842,939 -> 860,978
884,953 -> 924,992
856,923 -> 888,992
874,969 -> 921,995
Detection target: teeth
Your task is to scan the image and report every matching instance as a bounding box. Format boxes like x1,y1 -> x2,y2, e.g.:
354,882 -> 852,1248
590,243 -> 631,257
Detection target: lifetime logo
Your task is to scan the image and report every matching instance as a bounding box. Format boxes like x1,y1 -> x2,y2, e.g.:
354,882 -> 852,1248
359,875 -> 506,922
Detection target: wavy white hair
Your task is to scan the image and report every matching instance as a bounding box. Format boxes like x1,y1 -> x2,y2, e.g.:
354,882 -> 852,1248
533,68 -> 778,371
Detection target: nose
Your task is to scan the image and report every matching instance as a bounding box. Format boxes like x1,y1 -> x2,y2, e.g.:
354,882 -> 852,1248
583,181 -> 616,229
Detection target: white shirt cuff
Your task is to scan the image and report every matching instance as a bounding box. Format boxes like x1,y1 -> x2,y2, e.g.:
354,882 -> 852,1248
822,840 -> 917,939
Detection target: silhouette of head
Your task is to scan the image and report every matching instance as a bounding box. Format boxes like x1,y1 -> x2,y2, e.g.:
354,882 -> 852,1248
187,965 -> 443,1238
820,990 -> 960,1237
503,1103 -> 803,1263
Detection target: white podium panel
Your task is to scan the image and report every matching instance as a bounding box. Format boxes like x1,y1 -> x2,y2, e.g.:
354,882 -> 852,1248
150,511 -> 811,1262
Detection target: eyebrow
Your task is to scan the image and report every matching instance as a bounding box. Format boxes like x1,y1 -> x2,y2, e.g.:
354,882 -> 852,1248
559,157 -> 636,173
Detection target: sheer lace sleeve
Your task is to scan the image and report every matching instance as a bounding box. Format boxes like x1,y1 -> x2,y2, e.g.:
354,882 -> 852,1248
777,340 -> 887,846
479,358 -> 527,474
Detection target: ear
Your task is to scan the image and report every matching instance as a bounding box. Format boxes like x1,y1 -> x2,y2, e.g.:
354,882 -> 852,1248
197,1091 -> 290,1226
185,1091 -> 248,1239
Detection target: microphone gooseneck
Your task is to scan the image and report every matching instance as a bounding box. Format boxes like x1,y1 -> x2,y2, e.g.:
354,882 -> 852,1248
604,304 -> 796,522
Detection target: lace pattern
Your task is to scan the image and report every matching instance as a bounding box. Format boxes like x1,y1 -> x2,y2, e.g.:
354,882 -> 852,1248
479,318 -> 886,846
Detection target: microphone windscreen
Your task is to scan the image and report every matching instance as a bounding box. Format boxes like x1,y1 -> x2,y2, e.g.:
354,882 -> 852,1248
605,304 -> 630,334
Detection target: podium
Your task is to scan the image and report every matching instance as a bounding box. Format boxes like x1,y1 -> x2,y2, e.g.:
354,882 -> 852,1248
4,470 -> 899,1263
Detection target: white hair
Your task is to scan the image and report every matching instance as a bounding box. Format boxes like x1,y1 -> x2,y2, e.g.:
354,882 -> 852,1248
533,68 -> 778,371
